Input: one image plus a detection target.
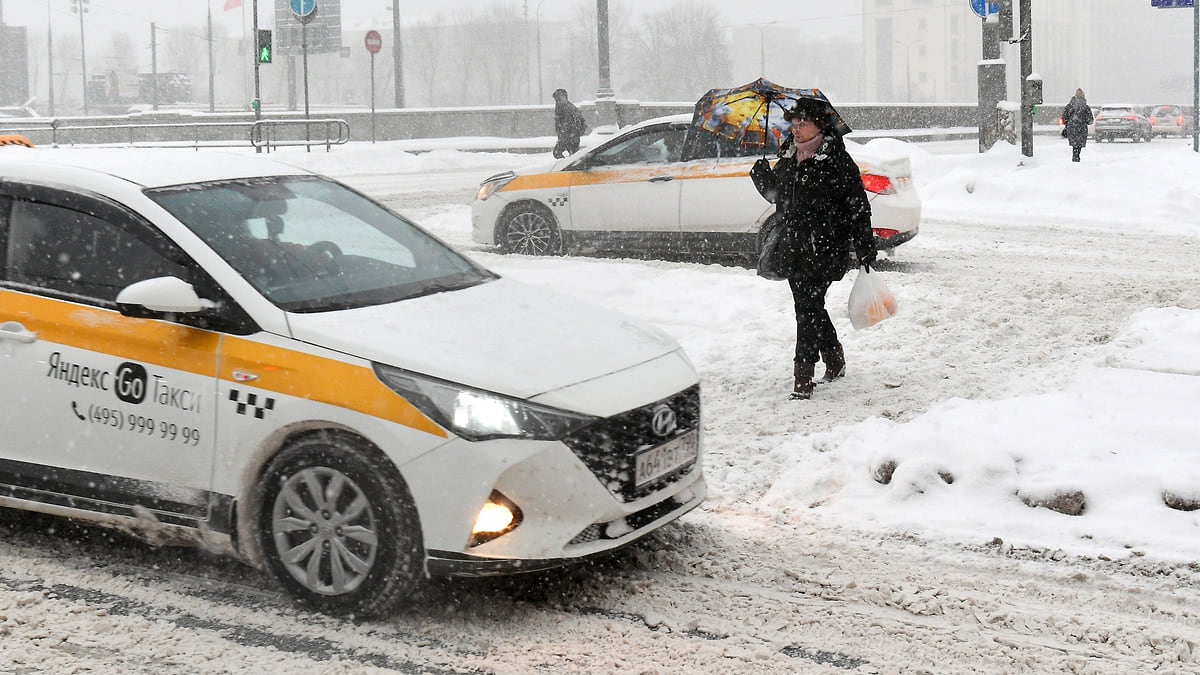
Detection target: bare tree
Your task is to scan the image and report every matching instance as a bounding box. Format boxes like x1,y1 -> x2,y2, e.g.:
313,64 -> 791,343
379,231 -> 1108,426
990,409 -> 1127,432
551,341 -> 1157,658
405,16 -> 449,107
625,0 -> 731,101
473,3 -> 531,104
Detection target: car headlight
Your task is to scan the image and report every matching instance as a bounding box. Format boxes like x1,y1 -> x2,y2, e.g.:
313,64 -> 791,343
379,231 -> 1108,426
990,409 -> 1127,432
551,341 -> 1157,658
476,171 -> 516,201
373,363 -> 596,441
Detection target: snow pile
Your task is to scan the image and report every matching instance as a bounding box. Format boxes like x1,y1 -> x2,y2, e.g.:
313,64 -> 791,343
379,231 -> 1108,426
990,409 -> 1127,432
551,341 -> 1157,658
762,307 -> 1200,561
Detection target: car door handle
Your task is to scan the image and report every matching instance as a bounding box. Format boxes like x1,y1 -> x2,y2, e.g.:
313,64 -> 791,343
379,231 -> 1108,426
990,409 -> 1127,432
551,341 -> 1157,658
0,321 -> 38,343
648,175 -> 674,183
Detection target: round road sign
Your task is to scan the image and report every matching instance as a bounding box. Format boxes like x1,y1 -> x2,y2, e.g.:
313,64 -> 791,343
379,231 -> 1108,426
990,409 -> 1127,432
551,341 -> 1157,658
290,0 -> 316,18
365,30 -> 382,54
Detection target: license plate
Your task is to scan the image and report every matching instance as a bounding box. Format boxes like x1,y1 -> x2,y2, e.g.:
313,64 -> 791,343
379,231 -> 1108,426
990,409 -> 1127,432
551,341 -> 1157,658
634,432 -> 699,487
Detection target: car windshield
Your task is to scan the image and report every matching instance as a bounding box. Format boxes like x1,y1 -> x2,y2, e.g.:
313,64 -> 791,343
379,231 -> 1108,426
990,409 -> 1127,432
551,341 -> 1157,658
148,176 -> 494,312
1099,107 -> 1134,116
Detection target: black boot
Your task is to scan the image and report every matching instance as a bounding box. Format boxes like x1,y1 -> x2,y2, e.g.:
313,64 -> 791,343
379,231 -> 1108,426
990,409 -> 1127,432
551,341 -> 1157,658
790,362 -> 815,400
820,344 -> 846,383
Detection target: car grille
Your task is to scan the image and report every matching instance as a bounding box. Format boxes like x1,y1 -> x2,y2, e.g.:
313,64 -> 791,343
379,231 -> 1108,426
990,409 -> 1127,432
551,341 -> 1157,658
561,384 -> 700,503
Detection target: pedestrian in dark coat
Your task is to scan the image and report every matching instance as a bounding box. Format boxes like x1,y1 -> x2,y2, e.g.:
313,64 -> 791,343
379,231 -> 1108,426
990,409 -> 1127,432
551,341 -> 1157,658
751,97 -> 876,400
552,89 -> 586,159
1062,88 -> 1094,162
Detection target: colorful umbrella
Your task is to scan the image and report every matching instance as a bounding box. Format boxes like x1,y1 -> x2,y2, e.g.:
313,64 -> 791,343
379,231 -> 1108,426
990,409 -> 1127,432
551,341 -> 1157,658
682,79 -> 851,160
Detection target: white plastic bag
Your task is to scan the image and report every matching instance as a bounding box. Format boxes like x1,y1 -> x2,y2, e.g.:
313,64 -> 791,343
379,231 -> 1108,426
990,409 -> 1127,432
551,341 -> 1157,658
847,268 -> 898,330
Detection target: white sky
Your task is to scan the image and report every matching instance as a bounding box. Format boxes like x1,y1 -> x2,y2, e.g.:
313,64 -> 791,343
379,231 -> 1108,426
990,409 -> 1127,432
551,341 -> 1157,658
2,0 -> 860,39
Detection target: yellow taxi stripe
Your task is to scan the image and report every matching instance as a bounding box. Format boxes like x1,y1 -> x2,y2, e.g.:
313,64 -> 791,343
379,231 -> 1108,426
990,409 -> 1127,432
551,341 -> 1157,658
500,172 -> 573,192
500,160 -> 772,192
3,290 -> 220,374
221,336 -> 446,437
2,290 -> 446,438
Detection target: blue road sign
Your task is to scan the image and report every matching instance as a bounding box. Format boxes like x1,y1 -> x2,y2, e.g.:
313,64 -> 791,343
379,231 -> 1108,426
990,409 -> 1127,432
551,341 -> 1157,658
290,0 -> 316,18
970,0 -> 1000,18
1151,0 -> 1195,7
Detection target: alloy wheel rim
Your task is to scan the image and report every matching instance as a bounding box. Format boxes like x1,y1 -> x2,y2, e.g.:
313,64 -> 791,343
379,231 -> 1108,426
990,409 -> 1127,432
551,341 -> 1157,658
271,466 -> 379,596
507,212 -> 553,255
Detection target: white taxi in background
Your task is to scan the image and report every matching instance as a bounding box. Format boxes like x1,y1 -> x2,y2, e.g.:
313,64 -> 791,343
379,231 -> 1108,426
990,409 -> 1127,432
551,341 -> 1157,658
0,147 -> 704,618
472,114 -> 920,260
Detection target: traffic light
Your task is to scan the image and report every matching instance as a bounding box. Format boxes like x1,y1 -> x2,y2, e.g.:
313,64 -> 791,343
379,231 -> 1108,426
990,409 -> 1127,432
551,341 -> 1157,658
256,29 -> 272,64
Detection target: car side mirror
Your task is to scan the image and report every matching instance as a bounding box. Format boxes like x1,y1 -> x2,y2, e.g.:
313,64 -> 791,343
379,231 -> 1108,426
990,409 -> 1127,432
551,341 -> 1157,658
116,276 -> 217,316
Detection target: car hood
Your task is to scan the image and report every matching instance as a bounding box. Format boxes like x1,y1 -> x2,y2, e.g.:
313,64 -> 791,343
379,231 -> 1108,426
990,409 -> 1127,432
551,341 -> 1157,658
284,276 -> 683,402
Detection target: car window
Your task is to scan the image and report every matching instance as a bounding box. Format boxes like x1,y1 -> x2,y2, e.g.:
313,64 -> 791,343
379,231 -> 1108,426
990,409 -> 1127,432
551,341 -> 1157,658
586,128 -> 686,168
2,197 -> 189,304
149,176 -> 495,313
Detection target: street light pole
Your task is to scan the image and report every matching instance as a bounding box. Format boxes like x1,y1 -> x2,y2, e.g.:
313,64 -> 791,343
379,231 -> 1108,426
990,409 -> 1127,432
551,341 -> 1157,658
46,1 -> 54,116
392,1 -> 403,107
536,0 -> 546,102
749,22 -> 776,77
70,0 -> 88,115
150,23 -> 158,111
1018,0 -> 1033,157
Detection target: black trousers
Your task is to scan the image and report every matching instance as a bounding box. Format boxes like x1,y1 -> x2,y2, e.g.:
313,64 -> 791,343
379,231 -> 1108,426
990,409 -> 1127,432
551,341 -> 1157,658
553,137 -> 581,159
788,278 -> 838,364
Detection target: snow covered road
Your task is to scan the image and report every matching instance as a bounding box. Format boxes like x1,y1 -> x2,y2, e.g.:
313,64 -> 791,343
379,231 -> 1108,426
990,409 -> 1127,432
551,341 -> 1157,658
3,138 -> 1199,673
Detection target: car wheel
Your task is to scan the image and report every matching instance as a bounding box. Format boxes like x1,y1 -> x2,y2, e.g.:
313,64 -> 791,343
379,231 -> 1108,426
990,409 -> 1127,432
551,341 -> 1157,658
500,202 -> 563,256
256,432 -> 424,619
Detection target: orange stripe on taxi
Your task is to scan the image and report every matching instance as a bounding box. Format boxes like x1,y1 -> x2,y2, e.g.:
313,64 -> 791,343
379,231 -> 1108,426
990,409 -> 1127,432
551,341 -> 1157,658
1,290 -> 445,438
220,337 -> 445,437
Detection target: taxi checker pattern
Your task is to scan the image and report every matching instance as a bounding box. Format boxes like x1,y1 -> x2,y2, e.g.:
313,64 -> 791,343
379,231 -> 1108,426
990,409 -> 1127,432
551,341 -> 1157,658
229,388 -> 276,419
547,194 -> 568,208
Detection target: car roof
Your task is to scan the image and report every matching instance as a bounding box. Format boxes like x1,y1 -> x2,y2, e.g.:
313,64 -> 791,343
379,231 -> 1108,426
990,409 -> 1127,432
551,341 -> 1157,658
629,113 -> 693,129
0,147 -> 311,189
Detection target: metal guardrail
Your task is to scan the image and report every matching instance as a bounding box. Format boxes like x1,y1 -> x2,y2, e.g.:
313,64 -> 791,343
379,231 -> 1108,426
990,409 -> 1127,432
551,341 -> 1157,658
250,118 -> 351,152
0,118 -> 350,151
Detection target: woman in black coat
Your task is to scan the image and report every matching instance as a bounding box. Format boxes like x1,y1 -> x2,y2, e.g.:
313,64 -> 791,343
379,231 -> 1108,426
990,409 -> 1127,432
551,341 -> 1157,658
1061,88 -> 1093,162
752,98 -> 877,400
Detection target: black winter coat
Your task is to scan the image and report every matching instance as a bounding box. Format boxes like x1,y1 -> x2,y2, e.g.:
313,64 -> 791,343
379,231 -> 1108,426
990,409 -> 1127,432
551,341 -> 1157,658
755,134 -> 875,282
1062,96 -> 1093,147
555,100 -> 585,141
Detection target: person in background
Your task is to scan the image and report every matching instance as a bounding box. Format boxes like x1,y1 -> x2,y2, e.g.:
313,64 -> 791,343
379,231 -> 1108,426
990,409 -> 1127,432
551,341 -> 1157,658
752,97 -> 876,400
552,89 -> 586,159
1061,88 -> 1094,163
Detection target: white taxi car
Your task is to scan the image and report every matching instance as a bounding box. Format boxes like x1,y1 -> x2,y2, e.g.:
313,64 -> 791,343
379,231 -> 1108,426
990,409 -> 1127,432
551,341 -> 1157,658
472,114 -> 920,260
0,147 -> 704,618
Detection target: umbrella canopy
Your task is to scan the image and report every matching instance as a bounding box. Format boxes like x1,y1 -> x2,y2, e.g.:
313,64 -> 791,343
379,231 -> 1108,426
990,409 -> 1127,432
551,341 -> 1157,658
681,79 -> 851,161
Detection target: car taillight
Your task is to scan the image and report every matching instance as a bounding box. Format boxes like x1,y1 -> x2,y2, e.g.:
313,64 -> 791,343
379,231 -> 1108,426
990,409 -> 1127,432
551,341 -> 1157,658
1056,117 -> 1064,125
861,174 -> 895,195
1150,116 -> 1158,125
1124,115 -> 1137,121
1178,115 -> 1185,126
873,228 -> 900,240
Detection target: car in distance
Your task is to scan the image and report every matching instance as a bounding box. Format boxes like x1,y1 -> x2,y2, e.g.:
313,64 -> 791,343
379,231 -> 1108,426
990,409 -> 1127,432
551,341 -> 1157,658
0,134 -> 34,148
1148,104 -> 1195,139
471,114 -> 920,261
1093,105 -> 1153,143
0,147 -> 705,618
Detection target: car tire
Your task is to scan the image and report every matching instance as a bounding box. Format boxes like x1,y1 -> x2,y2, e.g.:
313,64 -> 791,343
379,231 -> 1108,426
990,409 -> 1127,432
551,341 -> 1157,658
256,432 -> 424,619
500,202 -> 563,256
